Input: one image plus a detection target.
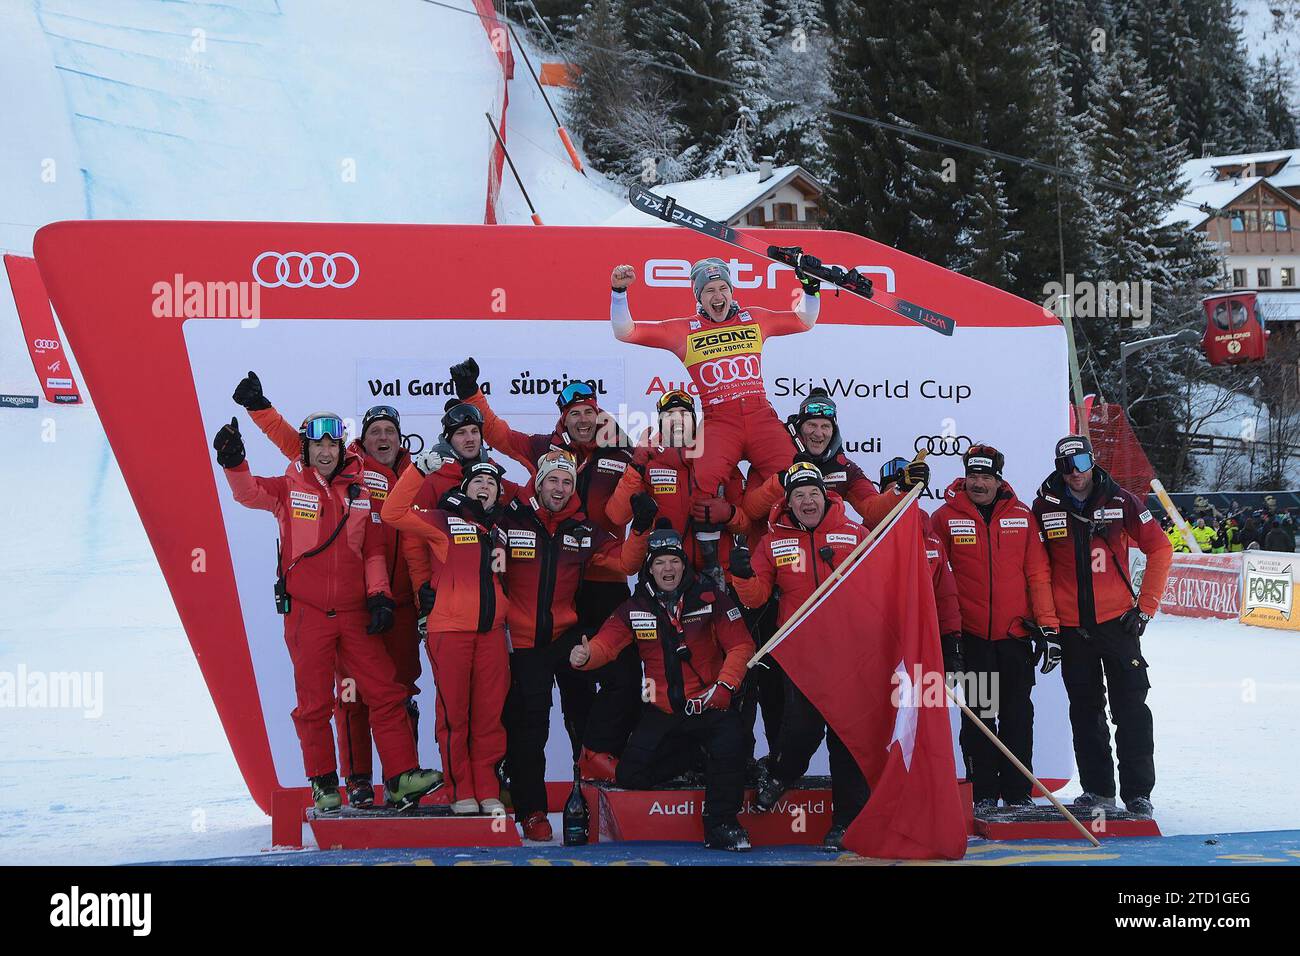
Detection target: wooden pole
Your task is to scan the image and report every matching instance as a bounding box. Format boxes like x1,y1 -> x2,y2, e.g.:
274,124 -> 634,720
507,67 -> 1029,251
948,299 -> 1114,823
944,683 -> 1102,847
746,480 -> 924,668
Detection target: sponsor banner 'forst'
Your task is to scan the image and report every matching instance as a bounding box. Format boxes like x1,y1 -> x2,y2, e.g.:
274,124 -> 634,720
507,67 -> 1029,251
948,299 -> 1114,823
1241,553 -> 1300,630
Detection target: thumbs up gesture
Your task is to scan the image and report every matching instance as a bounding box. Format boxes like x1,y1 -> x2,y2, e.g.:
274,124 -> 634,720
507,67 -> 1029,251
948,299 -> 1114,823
570,635 -> 591,668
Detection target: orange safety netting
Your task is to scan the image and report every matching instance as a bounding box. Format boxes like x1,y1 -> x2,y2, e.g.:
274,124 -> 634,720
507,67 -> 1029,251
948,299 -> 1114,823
1086,403 -> 1155,496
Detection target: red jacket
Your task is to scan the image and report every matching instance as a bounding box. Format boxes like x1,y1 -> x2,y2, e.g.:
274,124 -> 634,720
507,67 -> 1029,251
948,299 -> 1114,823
1031,468 -> 1172,627
733,493 -> 868,624
579,572 -> 753,715
496,493 -> 648,649
467,389 -> 632,583
933,478 -> 1058,640
381,465 -> 507,634
225,454 -> 390,613
249,405 -> 415,604
402,453 -> 519,598
607,434 -> 750,573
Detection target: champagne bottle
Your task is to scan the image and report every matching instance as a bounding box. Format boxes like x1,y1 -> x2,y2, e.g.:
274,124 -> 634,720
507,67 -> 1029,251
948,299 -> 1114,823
562,763 -> 589,846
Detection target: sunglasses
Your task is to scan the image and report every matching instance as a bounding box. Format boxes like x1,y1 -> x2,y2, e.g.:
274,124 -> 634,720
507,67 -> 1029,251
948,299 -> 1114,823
302,415 -> 345,441
802,402 -> 836,419
1056,452 -> 1094,475
557,381 -> 596,410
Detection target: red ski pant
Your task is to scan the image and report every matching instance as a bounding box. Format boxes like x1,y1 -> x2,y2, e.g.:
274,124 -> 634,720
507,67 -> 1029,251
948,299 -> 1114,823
426,627 -> 509,803
336,602 -> 423,779
283,603 -> 418,780
693,396 -> 795,496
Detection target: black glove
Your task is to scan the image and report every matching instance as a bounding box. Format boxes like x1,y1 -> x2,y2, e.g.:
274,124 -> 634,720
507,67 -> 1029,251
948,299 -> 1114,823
1022,620 -> 1062,674
1119,607 -> 1150,639
232,371 -> 271,411
417,583 -> 437,617
366,594 -> 396,635
902,455 -> 930,490
213,417 -> 245,468
630,492 -> 659,533
728,543 -> 754,580
941,632 -> 964,675
449,357 -> 480,400
797,272 -> 821,297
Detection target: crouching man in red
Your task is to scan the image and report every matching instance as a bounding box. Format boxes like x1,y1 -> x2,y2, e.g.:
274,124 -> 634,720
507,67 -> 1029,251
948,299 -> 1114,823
570,521 -> 754,852
212,414 -> 441,812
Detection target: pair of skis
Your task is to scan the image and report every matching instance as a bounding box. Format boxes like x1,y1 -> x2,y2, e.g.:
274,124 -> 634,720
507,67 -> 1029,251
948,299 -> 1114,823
627,183 -> 955,336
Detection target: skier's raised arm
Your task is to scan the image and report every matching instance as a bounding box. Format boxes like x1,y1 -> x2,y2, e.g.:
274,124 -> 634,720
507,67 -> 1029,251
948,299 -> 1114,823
609,263 -> 688,354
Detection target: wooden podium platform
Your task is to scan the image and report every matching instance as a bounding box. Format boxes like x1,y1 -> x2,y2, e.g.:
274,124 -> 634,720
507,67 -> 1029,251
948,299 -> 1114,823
973,804 -> 1161,840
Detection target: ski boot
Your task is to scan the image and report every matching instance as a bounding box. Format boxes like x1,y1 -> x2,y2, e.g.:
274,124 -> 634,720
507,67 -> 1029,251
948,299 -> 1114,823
578,747 -> 619,783
1003,795 -> 1035,808
1072,791 -> 1117,811
384,768 -> 443,811
346,774 -> 374,808
520,811 -> 553,842
752,755 -> 788,813
1125,796 -> 1154,818
704,820 -> 752,852
310,771 -> 343,813
973,798 -> 999,814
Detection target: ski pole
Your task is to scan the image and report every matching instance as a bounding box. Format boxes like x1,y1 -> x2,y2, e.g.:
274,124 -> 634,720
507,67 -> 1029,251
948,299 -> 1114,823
485,112 -> 543,225
506,20 -> 585,175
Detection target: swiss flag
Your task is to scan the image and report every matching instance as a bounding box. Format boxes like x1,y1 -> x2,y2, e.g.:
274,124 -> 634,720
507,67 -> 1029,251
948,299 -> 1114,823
771,501 -> 967,860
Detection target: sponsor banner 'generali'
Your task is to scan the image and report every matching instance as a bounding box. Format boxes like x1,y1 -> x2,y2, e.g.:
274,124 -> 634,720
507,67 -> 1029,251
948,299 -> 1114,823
1159,552 -> 1242,621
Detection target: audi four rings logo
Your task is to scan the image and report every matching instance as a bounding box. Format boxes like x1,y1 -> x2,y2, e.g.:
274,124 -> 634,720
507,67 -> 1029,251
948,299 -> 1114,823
252,251 -> 359,289
33,338 -> 60,350
914,435 -> 972,455
698,356 -> 761,387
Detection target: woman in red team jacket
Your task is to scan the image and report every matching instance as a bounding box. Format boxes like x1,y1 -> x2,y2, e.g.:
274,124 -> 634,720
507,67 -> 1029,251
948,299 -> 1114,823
213,413 -> 440,812
382,457 -> 510,817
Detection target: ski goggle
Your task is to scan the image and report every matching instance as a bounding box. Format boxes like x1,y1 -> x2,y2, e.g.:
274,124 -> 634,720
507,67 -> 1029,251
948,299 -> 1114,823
783,459 -> 824,487
801,401 -> 837,420
362,405 -> 400,430
656,389 -> 696,415
880,456 -> 910,485
556,380 -> 597,411
1056,452 -> 1095,475
301,414 -> 345,441
442,403 -> 483,432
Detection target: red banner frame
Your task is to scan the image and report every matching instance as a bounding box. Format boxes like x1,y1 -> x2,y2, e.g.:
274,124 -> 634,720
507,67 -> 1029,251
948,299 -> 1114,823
33,220 -> 1058,812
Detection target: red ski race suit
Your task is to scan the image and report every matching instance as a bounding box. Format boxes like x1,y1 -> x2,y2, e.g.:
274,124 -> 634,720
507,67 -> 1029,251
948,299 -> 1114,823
248,405 -> 420,781
381,465 -> 509,805
611,288 -> 819,493
224,455 -> 417,781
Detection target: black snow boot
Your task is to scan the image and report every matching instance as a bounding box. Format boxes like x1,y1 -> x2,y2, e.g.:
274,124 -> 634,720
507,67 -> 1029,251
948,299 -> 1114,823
753,755 -> 787,813
703,820 -> 752,852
